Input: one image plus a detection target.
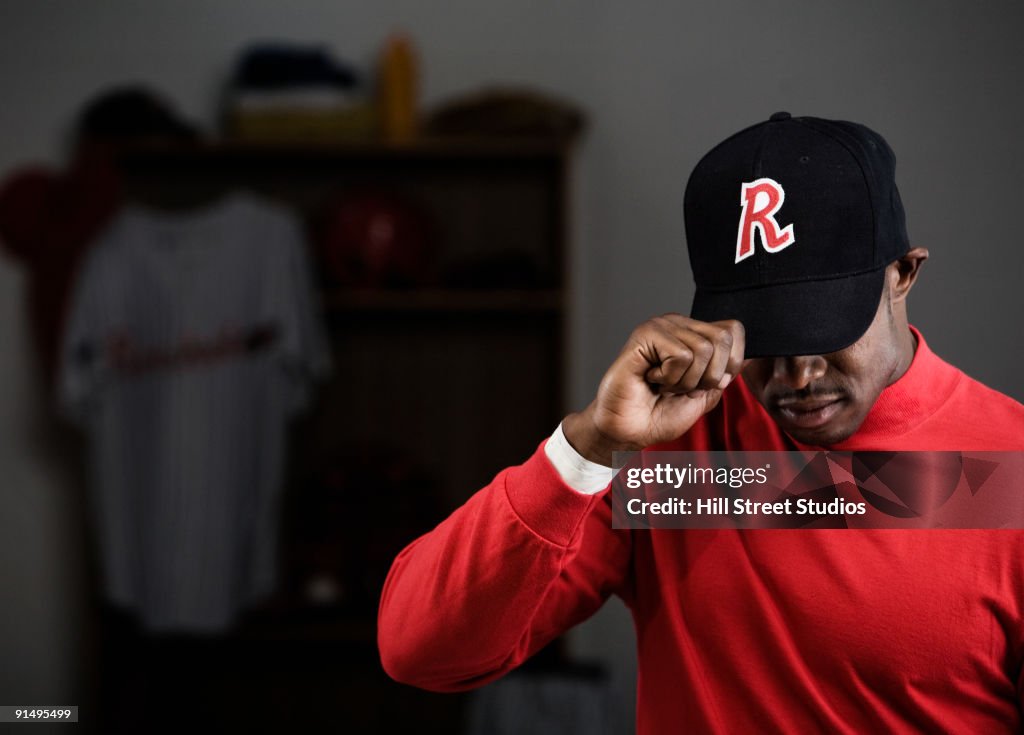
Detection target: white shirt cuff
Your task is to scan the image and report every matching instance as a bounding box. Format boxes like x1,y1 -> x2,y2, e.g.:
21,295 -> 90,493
544,422 -> 617,495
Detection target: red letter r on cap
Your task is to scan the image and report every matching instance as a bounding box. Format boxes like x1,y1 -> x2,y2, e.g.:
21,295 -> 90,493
735,178 -> 795,263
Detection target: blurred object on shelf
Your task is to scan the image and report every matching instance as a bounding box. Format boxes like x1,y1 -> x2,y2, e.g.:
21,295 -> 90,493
303,573 -> 342,607
229,103 -> 375,143
233,44 -> 358,89
77,86 -> 201,143
377,33 -> 420,143
443,250 -> 543,289
425,87 -> 585,141
289,443 -> 444,615
0,85 -> 199,386
317,190 -> 438,288
224,42 -> 375,143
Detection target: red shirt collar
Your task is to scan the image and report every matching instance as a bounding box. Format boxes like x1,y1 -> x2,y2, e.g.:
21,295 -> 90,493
788,326 -> 962,450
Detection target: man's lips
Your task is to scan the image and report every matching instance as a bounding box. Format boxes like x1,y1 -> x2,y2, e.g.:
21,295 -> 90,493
773,395 -> 846,429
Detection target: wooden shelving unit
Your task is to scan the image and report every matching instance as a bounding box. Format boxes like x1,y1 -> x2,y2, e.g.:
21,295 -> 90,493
114,134 -> 576,732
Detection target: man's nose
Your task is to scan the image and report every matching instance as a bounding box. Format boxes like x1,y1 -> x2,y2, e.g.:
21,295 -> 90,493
771,355 -> 828,391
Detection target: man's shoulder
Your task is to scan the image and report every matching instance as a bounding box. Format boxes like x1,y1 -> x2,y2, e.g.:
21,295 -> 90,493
941,368 -> 1024,449
954,370 -> 1024,418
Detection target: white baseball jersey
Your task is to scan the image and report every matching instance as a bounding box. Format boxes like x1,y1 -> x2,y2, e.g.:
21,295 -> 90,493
59,191 -> 331,632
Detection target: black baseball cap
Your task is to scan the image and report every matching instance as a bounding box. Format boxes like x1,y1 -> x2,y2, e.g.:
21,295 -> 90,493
684,112 -> 910,358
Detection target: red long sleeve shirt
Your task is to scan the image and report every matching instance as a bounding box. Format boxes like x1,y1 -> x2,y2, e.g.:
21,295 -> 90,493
379,329 -> 1024,733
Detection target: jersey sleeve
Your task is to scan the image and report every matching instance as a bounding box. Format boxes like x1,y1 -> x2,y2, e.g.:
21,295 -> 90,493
377,440 -> 633,692
56,242 -> 112,425
271,208 -> 332,412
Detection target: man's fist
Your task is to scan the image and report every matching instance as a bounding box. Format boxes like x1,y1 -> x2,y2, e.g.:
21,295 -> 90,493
562,315 -> 745,466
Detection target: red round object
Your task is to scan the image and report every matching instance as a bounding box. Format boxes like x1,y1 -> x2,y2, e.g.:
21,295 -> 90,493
320,192 -> 434,287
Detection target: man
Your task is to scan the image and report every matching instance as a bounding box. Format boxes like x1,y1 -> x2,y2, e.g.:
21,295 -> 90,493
377,113 -> 1024,733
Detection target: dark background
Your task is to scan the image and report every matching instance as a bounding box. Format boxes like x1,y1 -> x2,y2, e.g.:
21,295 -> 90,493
1,1 -> 1022,733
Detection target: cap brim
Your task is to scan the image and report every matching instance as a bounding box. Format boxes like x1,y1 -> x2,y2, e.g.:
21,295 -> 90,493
691,267 -> 886,358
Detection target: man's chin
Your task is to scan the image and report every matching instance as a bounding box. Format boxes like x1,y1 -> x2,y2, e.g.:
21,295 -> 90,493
770,409 -> 862,447
784,425 -> 855,447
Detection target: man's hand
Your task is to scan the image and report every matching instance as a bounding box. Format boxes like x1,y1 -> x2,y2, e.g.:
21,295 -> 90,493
562,315 -> 745,466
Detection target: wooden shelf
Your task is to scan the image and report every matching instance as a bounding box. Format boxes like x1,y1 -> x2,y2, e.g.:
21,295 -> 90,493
119,136 -> 570,165
321,288 -> 562,314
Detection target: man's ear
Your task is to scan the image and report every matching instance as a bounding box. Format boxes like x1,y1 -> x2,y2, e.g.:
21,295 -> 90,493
888,247 -> 929,303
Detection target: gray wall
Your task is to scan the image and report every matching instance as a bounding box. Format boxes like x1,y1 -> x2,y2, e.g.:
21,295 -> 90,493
1,1 -> 1022,732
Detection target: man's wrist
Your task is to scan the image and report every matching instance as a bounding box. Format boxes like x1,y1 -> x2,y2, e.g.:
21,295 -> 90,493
544,421 -> 617,495
561,409 -> 629,468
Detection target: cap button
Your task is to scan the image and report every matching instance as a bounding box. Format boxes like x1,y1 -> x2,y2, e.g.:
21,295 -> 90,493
769,111 -> 792,122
